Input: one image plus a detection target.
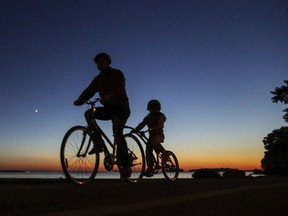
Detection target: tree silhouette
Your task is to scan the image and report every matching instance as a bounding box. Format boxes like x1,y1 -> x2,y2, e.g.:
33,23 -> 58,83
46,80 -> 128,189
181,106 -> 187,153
261,127 -> 288,175
261,80 -> 288,175
271,80 -> 288,123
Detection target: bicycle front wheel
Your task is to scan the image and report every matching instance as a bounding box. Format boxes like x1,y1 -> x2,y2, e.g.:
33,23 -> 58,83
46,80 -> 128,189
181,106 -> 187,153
60,126 -> 99,185
162,151 -> 179,181
124,134 -> 145,183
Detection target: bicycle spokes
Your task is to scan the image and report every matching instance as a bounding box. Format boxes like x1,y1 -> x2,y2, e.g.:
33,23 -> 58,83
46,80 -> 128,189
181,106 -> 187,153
60,126 -> 99,185
162,151 -> 179,181
124,134 -> 145,183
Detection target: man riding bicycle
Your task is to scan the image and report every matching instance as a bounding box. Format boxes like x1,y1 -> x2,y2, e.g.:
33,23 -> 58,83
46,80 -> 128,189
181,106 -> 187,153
73,52 -> 132,179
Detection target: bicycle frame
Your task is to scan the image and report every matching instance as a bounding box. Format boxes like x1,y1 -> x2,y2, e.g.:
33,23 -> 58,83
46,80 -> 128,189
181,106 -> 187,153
76,132 -> 90,157
61,98 -> 146,184
87,99 -> 117,157
93,121 -> 117,156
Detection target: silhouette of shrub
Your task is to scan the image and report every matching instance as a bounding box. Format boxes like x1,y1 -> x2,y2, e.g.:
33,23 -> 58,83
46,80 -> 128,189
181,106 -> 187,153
192,169 -> 221,179
222,169 -> 246,178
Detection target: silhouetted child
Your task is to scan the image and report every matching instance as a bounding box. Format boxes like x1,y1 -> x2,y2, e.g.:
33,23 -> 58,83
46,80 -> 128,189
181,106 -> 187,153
135,99 -> 168,177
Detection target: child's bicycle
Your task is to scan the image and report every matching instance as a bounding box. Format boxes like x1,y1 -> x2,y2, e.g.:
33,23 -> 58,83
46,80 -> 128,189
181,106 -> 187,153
60,98 -> 146,185
125,126 -> 179,181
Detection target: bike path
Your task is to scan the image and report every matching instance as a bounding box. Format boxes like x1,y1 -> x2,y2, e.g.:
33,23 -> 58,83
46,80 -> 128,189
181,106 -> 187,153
1,177 -> 288,216
43,181 -> 288,216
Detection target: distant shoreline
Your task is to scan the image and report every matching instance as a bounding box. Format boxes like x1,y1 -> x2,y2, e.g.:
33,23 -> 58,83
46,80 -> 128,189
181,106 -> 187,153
0,170 -> 26,173
0,168 -> 258,172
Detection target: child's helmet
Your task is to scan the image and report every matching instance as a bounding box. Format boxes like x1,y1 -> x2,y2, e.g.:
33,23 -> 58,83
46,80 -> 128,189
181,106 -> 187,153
94,52 -> 112,65
147,99 -> 161,111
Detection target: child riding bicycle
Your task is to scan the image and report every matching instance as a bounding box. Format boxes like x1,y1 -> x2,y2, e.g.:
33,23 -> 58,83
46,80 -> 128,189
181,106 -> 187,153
135,99 -> 168,177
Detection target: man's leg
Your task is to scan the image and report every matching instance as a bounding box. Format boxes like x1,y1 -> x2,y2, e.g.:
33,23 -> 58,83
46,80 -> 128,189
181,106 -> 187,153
84,108 -> 97,129
112,112 -> 131,178
112,115 -> 130,166
85,108 -> 107,154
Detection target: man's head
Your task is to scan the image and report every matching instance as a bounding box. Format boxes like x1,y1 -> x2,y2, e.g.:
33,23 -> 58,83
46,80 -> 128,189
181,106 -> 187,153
94,52 -> 111,71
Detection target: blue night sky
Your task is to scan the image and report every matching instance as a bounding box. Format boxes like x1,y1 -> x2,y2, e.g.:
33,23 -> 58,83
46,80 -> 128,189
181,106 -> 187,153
0,0 -> 287,171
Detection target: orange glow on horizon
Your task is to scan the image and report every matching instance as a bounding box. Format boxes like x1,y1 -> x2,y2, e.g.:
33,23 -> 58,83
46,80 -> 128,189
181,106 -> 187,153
0,147 -> 263,172
0,157 -> 261,172
178,156 -> 262,171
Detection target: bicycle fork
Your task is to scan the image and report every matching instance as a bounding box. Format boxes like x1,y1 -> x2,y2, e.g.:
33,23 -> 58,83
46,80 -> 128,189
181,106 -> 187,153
77,131 -> 92,157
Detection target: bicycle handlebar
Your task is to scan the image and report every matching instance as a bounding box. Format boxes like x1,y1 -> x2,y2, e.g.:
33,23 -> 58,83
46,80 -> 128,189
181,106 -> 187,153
86,98 -> 101,107
124,126 -> 149,138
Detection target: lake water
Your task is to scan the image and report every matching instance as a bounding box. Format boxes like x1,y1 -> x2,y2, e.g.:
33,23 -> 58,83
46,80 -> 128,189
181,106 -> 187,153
0,171 -> 255,179
0,171 -> 192,179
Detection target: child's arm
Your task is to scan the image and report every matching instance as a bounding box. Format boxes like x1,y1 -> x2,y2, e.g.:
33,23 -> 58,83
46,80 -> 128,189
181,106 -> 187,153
135,117 -> 147,131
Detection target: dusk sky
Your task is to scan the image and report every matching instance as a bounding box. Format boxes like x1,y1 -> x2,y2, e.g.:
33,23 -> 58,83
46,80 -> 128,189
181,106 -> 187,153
1,0 -> 287,171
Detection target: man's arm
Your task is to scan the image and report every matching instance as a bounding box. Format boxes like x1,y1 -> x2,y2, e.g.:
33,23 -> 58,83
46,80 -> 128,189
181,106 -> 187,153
74,77 -> 99,106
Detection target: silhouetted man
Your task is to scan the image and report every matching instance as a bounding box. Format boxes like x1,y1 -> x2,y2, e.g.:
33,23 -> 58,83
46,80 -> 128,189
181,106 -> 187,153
74,52 -> 131,179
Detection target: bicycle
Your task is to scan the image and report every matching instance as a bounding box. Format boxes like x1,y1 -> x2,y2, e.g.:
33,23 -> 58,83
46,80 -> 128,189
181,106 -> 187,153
60,98 -> 145,185
125,126 -> 179,181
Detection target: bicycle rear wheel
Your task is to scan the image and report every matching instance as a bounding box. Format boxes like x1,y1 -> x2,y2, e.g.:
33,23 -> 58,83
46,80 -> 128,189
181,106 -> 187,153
60,125 -> 99,185
124,134 -> 145,183
162,151 -> 179,181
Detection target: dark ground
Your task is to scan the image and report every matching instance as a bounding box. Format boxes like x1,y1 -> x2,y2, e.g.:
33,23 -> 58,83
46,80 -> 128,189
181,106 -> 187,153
1,177 -> 288,216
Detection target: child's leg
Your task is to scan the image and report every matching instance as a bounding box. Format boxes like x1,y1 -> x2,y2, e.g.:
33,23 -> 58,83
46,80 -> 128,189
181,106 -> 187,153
150,134 -> 168,162
145,144 -> 154,172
